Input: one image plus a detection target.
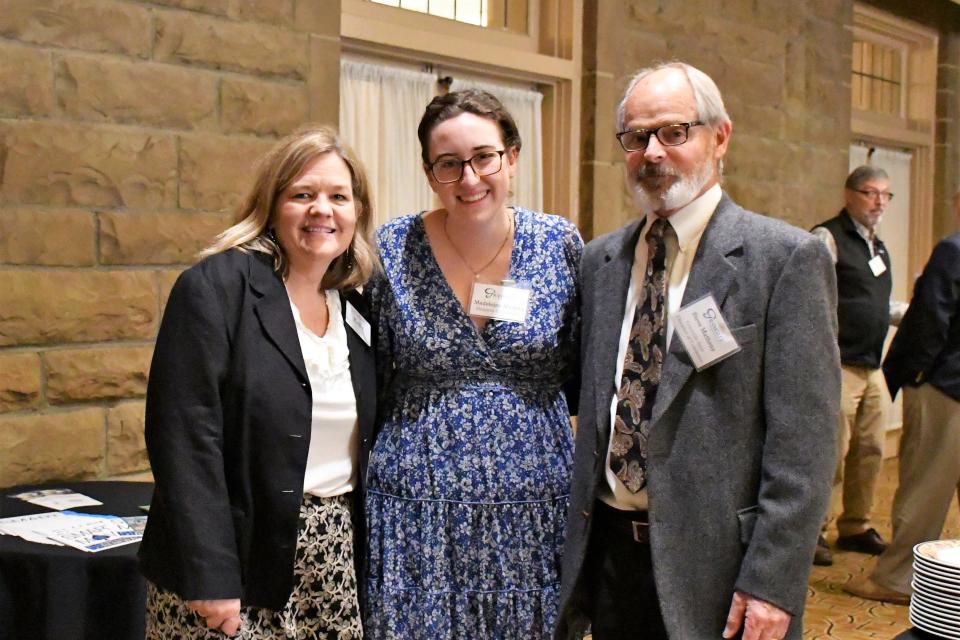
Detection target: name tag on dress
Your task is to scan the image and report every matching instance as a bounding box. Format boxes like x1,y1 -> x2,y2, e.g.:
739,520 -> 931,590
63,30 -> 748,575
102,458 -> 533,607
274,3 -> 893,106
672,294 -> 741,371
868,255 -> 887,277
345,301 -> 371,346
468,282 -> 530,324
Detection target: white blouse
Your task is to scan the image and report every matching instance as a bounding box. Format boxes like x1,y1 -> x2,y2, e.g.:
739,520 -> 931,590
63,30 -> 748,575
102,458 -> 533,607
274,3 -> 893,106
289,290 -> 359,498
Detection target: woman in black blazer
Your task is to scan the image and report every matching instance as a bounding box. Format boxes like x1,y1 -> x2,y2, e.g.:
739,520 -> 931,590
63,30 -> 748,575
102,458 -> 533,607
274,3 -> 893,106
138,125 -> 377,639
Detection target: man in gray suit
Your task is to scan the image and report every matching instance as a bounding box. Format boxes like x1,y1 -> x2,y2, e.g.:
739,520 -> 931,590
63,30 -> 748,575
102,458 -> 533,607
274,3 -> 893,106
556,62 -> 840,640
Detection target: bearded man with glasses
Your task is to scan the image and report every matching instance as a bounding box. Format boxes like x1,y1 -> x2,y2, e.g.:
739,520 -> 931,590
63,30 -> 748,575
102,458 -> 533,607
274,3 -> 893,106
810,165 -> 909,567
557,61 -> 839,640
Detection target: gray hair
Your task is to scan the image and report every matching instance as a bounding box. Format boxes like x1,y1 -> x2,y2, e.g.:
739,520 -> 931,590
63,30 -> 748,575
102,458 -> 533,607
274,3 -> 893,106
845,165 -> 890,191
616,61 -> 731,131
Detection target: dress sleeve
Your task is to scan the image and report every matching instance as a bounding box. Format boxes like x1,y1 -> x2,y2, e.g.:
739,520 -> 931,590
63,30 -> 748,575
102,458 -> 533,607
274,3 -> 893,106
367,270 -> 397,407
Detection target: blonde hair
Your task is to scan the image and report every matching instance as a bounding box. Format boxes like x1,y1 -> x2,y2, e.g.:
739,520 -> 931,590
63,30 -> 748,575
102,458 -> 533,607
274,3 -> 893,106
200,124 -> 377,290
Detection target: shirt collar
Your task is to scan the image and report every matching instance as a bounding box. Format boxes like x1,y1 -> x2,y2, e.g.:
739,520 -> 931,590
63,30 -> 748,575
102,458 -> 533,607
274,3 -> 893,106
851,217 -> 875,242
643,183 -> 722,252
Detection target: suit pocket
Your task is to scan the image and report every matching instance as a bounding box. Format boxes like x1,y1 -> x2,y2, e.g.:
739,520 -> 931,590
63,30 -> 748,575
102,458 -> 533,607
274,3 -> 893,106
730,323 -> 757,346
737,505 -> 759,547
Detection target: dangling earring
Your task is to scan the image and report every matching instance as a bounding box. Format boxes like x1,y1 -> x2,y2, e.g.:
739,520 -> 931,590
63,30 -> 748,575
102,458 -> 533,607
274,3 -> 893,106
268,228 -> 279,245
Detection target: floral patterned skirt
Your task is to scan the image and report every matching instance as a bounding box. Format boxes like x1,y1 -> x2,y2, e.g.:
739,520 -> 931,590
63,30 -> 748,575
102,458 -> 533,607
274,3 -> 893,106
146,493 -> 362,640
365,382 -> 574,640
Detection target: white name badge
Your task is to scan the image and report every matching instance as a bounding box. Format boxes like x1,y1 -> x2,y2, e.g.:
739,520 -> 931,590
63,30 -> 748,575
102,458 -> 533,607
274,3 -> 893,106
469,281 -> 531,324
345,301 -> 371,346
868,255 -> 887,277
672,294 -> 741,371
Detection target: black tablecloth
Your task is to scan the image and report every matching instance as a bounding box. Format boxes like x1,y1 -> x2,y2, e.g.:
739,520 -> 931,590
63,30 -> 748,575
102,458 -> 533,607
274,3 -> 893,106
895,628 -> 952,639
0,481 -> 153,640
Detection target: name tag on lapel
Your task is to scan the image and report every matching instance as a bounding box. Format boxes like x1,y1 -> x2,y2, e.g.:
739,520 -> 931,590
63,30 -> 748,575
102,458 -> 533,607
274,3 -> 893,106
672,294 -> 741,371
345,301 -> 371,346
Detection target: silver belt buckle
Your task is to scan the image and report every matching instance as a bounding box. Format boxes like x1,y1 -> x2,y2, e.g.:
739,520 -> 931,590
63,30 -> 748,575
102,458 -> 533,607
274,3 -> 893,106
631,520 -> 649,542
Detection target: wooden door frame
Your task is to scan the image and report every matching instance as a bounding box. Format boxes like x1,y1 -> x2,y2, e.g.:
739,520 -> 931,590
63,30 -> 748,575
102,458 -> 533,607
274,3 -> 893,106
851,4 -> 939,286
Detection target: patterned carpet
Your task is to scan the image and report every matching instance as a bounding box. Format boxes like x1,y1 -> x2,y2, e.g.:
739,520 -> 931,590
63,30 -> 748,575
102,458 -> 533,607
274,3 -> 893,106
805,457 -> 960,639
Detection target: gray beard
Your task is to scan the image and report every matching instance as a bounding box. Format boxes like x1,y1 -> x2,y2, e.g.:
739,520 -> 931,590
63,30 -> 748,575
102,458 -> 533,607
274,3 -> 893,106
631,159 -> 714,215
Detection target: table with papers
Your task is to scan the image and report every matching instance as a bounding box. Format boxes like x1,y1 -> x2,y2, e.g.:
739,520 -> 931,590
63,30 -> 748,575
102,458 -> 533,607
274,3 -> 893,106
0,481 -> 153,640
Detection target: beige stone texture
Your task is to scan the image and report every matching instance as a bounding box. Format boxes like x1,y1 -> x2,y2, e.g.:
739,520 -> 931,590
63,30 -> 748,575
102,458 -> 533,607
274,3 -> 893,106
0,408 -> 104,487
221,77 -> 308,137
0,0 -> 151,58
726,135 -> 785,182
0,120 -> 177,209
720,58 -> 784,108
308,36 -> 340,125
148,0 -> 229,14
99,210 -> 232,265
45,345 -> 152,404
0,41 -> 54,117
0,270 -> 157,346
56,55 -> 218,130
0,207 -> 95,266
293,0 -> 340,36
154,10 -> 308,79
106,401 -> 149,474
229,0 -> 294,26
178,133 -> 273,211
0,352 -> 41,412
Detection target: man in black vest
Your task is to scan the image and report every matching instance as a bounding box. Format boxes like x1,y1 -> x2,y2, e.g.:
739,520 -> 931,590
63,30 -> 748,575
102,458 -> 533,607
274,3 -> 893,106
811,165 -> 906,566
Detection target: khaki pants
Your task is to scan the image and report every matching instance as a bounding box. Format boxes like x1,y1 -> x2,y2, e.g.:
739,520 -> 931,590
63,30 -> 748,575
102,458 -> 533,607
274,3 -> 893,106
824,365 -> 889,536
871,384 -> 960,594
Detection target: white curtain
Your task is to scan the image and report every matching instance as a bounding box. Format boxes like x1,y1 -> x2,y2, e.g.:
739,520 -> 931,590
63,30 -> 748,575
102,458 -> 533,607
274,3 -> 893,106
449,76 -> 544,212
339,59 -> 436,225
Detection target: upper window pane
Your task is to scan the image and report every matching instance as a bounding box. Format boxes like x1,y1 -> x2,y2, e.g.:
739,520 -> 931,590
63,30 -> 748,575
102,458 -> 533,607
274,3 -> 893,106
368,0 -> 528,33
851,39 -> 903,117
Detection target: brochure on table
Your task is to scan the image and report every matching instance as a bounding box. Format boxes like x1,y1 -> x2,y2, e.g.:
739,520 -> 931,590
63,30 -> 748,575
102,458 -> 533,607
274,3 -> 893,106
0,489 -> 143,552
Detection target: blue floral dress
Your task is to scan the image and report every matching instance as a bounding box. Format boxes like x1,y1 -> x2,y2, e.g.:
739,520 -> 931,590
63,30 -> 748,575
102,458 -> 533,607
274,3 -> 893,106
365,208 -> 582,639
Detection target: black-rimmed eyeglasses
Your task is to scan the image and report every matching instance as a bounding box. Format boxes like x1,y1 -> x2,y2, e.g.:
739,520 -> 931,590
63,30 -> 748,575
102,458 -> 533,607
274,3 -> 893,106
429,150 -> 507,184
616,121 -> 704,152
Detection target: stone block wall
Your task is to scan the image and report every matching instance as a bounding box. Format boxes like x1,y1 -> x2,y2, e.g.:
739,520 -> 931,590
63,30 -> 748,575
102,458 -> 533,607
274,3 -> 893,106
581,0 -> 854,238
0,0 -> 342,488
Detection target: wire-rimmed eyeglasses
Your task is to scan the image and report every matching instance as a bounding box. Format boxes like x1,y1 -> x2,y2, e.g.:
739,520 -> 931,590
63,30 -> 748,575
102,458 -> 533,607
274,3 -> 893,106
616,121 -> 704,152
429,150 -> 507,184
853,189 -> 895,202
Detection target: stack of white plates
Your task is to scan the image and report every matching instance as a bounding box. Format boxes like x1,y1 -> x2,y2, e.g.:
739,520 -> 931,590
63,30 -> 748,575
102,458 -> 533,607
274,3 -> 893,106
910,540 -> 960,639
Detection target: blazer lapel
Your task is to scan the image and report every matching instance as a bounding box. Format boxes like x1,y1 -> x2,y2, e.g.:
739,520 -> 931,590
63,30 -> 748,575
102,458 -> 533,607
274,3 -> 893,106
249,254 -> 309,384
652,195 -> 744,425
592,219 -> 645,444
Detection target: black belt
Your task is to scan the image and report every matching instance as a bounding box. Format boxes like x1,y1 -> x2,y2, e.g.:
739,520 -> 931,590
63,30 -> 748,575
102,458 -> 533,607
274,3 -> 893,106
594,500 -> 650,544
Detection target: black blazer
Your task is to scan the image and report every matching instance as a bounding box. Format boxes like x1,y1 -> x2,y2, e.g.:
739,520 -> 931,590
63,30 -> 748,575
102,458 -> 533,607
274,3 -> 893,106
883,232 -> 960,402
138,249 -> 376,610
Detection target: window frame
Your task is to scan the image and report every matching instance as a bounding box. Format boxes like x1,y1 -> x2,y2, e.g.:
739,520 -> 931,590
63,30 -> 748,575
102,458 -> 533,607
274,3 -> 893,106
340,0 -> 582,224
